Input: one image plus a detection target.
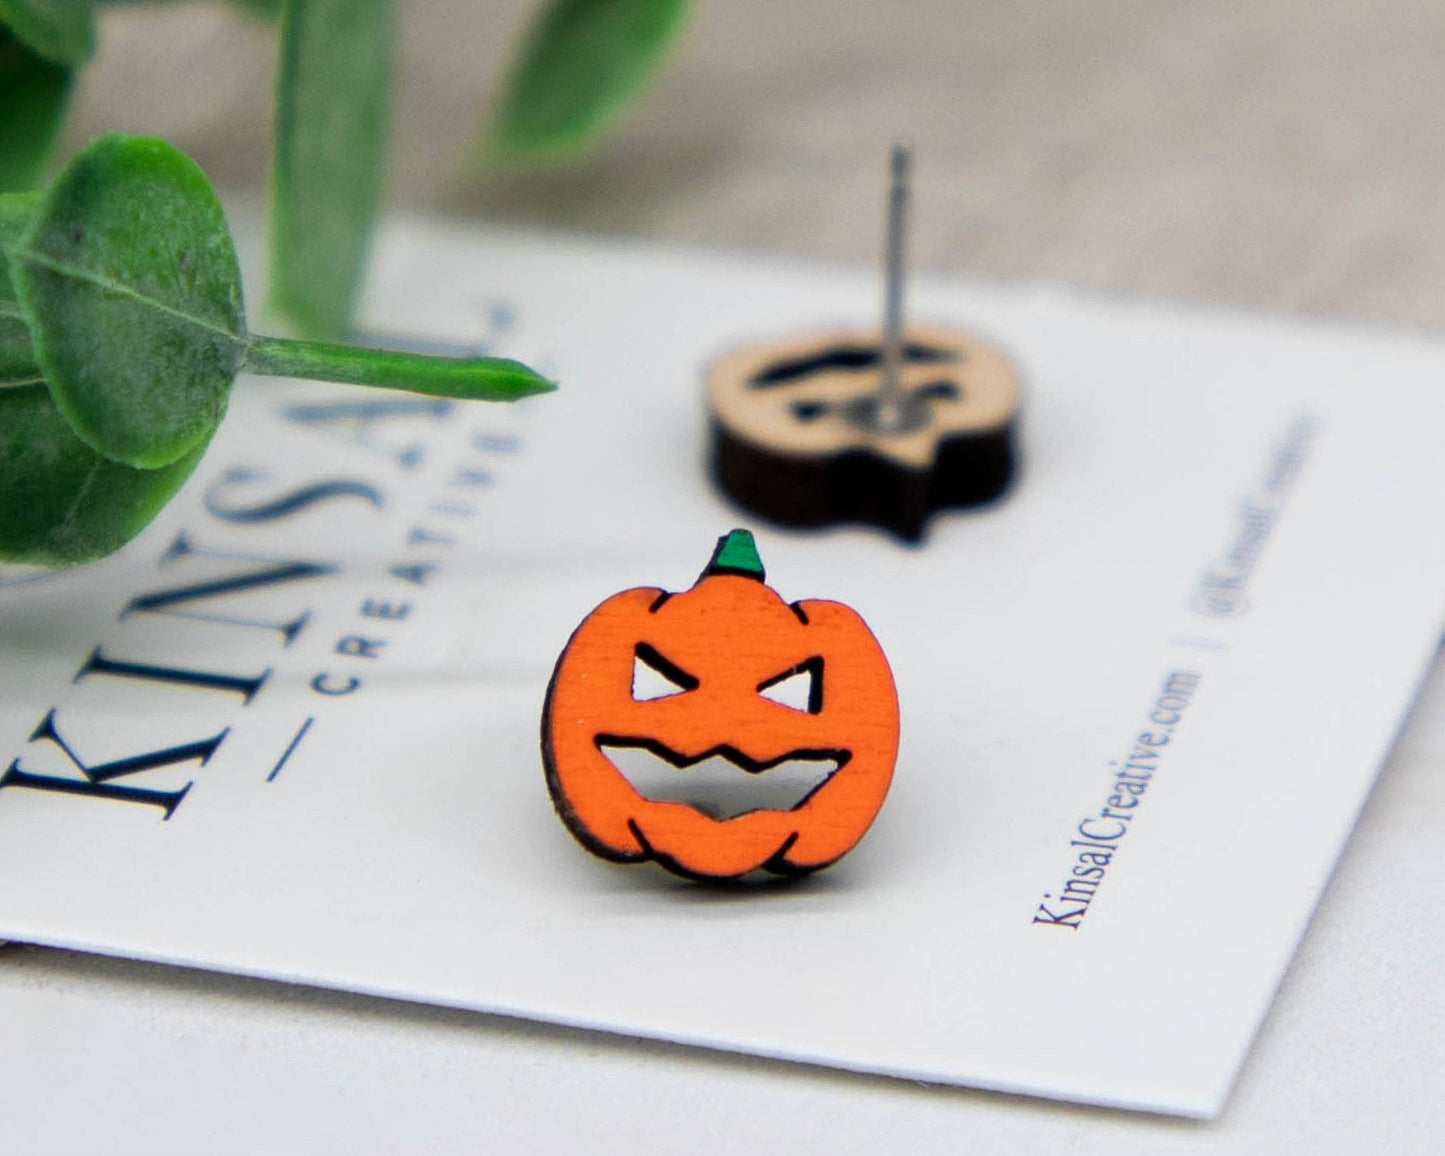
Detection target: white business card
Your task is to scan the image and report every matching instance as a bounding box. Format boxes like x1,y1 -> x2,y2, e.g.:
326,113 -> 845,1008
0,220 -> 1439,1116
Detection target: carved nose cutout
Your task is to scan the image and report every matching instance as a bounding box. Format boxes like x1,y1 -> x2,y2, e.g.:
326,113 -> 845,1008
757,657 -> 824,713
632,643 -> 699,700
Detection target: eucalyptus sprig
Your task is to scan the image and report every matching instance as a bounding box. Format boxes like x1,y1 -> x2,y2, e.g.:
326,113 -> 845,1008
0,133 -> 554,567
1,0 -> 691,342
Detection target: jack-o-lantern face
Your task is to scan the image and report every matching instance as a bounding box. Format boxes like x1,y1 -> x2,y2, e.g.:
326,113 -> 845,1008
542,530 -> 899,880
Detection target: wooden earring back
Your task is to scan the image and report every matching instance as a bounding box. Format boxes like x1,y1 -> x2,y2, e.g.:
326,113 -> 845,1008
704,143 -> 1021,541
706,324 -> 1021,541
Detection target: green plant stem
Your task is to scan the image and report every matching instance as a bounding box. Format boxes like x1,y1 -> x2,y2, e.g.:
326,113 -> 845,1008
243,334 -> 556,400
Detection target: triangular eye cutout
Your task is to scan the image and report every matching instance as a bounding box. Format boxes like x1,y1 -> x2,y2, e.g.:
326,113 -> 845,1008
632,643 -> 699,701
757,657 -> 823,713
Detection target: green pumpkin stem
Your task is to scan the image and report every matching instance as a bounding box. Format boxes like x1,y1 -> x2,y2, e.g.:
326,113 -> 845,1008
703,528 -> 766,582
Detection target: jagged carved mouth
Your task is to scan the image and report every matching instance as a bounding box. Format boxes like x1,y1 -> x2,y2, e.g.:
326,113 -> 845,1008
596,737 -> 849,821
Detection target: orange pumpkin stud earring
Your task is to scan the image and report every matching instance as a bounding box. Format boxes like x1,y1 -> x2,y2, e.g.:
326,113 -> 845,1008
541,529 -> 900,881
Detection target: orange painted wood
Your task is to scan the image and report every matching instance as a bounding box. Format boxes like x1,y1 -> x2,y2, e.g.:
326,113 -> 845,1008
541,531 -> 899,881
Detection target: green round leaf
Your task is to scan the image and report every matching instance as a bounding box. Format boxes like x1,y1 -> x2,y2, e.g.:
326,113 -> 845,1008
0,0 -> 95,66
0,382 -> 208,565
0,28 -> 72,192
489,0 -> 690,160
10,133 -> 247,468
0,190 -> 42,385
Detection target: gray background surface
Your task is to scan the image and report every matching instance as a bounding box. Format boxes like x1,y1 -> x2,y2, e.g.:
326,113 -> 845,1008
61,0 -> 1443,327
6,2 -> 1442,1151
